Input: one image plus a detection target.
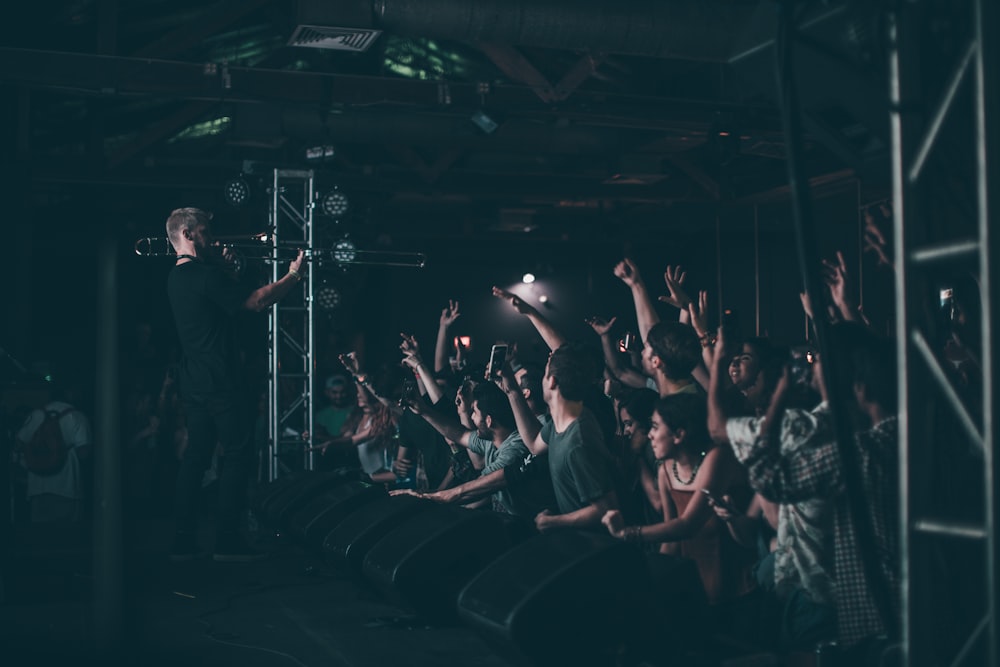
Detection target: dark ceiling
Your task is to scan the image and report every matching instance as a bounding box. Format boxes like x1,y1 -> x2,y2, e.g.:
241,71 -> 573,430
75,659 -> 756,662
0,0 -> 898,247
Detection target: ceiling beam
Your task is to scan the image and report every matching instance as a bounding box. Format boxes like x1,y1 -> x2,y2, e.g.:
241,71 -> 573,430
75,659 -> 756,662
132,0 -> 276,59
0,48 -> 765,131
108,101 -> 217,168
478,42 -> 559,103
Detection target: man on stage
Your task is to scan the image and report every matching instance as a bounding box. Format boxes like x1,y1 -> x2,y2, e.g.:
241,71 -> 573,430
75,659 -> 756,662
165,207 -> 304,562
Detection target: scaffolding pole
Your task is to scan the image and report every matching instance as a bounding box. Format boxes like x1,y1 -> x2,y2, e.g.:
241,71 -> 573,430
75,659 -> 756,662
890,0 -> 999,664
266,168 -> 316,482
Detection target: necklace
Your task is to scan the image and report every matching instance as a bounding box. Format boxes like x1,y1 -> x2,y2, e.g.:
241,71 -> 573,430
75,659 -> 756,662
672,451 -> 706,485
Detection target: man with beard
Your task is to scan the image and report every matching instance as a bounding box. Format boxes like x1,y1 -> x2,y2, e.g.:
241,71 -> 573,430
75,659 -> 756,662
406,382 -> 529,514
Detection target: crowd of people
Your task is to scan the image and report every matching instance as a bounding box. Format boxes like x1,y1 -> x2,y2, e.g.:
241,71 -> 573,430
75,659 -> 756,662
5,204 -> 985,664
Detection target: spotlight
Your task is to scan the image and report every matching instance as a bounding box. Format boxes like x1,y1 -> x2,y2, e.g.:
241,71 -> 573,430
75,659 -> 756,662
315,285 -> 342,310
224,176 -> 250,207
538,294 -> 548,304
332,237 -> 357,263
305,145 -> 336,161
522,273 -> 536,284
319,187 -> 349,218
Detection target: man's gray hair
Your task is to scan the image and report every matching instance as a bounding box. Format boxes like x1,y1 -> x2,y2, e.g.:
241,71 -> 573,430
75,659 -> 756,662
165,207 -> 212,247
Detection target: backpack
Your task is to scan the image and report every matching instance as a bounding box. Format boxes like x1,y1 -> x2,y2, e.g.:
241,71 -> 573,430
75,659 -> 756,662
22,407 -> 75,475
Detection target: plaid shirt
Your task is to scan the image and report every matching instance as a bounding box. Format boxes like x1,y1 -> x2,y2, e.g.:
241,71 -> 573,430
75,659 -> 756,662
727,404 -> 834,606
728,411 -> 900,648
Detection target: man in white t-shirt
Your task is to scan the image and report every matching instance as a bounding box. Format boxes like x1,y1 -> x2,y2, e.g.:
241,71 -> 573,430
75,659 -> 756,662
16,400 -> 92,523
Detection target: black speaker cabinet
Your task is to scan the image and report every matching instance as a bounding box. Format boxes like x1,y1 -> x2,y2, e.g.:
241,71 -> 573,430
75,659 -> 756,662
322,493 -> 437,572
251,470 -> 312,516
456,530 -> 669,666
261,470 -> 355,530
286,481 -> 386,549
362,507 -> 516,623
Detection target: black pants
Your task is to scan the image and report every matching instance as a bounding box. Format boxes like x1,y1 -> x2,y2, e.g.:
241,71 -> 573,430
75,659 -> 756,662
175,392 -> 252,541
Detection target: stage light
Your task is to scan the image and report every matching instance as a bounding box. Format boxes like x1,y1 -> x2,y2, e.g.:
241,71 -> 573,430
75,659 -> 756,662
538,294 -> 548,304
306,145 -> 336,161
316,285 -> 342,310
522,273 -> 536,284
320,187 -> 349,218
333,237 -> 357,263
224,176 -> 250,207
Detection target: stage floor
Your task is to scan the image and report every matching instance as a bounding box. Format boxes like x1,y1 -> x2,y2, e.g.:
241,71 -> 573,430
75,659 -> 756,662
0,516 -> 515,667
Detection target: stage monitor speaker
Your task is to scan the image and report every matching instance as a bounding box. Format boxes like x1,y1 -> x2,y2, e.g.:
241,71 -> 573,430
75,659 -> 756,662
322,493 -> 437,572
456,530 -> 677,666
251,470 -> 312,516
362,507 -> 517,623
261,470 -> 357,530
286,481 -> 386,549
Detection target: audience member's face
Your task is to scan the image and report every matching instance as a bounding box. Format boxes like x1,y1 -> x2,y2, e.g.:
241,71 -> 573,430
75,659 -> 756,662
729,344 -> 761,390
620,407 -> 639,439
356,384 -> 371,412
326,385 -> 350,408
648,410 -> 681,460
470,400 -> 490,438
640,343 -> 657,376
456,387 -> 474,426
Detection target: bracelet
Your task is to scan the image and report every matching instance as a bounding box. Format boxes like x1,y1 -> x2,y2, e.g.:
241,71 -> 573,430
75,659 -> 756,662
288,267 -> 301,281
624,525 -> 643,543
700,336 -> 717,348
356,374 -> 369,385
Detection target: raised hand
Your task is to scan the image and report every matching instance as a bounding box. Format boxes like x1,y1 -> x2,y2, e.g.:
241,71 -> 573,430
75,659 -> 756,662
658,265 -> 692,309
585,315 -> 617,337
440,300 -> 461,327
710,325 -> 729,370
686,290 -> 710,338
613,258 -> 641,287
399,332 -> 422,365
492,286 -> 533,315
863,204 -> 893,268
821,251 -> 852,309
339,351 -> 361,376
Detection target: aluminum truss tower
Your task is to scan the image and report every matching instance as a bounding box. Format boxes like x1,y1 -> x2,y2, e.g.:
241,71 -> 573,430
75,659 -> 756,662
266,169 -> 317,482
889,1 -> 1000,665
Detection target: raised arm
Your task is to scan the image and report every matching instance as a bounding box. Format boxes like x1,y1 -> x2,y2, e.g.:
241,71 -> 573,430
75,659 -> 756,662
823,251 -> 869,325
244,250 -> 305,311
433,299 -> 461,374
403,393 -> 472,448
614,258 -> 660,343
707,327 -> 731,444
585,315 -> 648,389
497,362 -> 546,455
492,286 -> 566,351
400,333 -> 443,405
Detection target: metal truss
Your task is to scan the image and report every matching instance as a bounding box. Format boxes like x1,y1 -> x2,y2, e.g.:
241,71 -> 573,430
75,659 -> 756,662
266,168 -> 317,481
889,1 -> 999,664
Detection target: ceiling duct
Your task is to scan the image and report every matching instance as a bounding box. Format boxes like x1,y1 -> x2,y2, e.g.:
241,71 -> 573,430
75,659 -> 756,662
297,0 -> 763,62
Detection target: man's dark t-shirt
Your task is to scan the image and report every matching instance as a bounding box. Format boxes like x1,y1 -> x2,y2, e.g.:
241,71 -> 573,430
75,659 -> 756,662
167,260 -> 248,396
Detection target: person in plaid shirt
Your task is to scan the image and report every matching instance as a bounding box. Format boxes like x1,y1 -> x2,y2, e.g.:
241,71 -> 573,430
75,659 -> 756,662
708,322 -> 900,654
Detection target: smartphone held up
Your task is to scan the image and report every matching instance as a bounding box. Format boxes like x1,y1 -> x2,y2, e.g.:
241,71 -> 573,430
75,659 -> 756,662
485,344 -> 508,380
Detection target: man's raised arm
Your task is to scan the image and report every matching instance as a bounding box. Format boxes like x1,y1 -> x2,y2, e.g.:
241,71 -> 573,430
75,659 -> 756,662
613,258 -> 660,343
492,286 -> 566,351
